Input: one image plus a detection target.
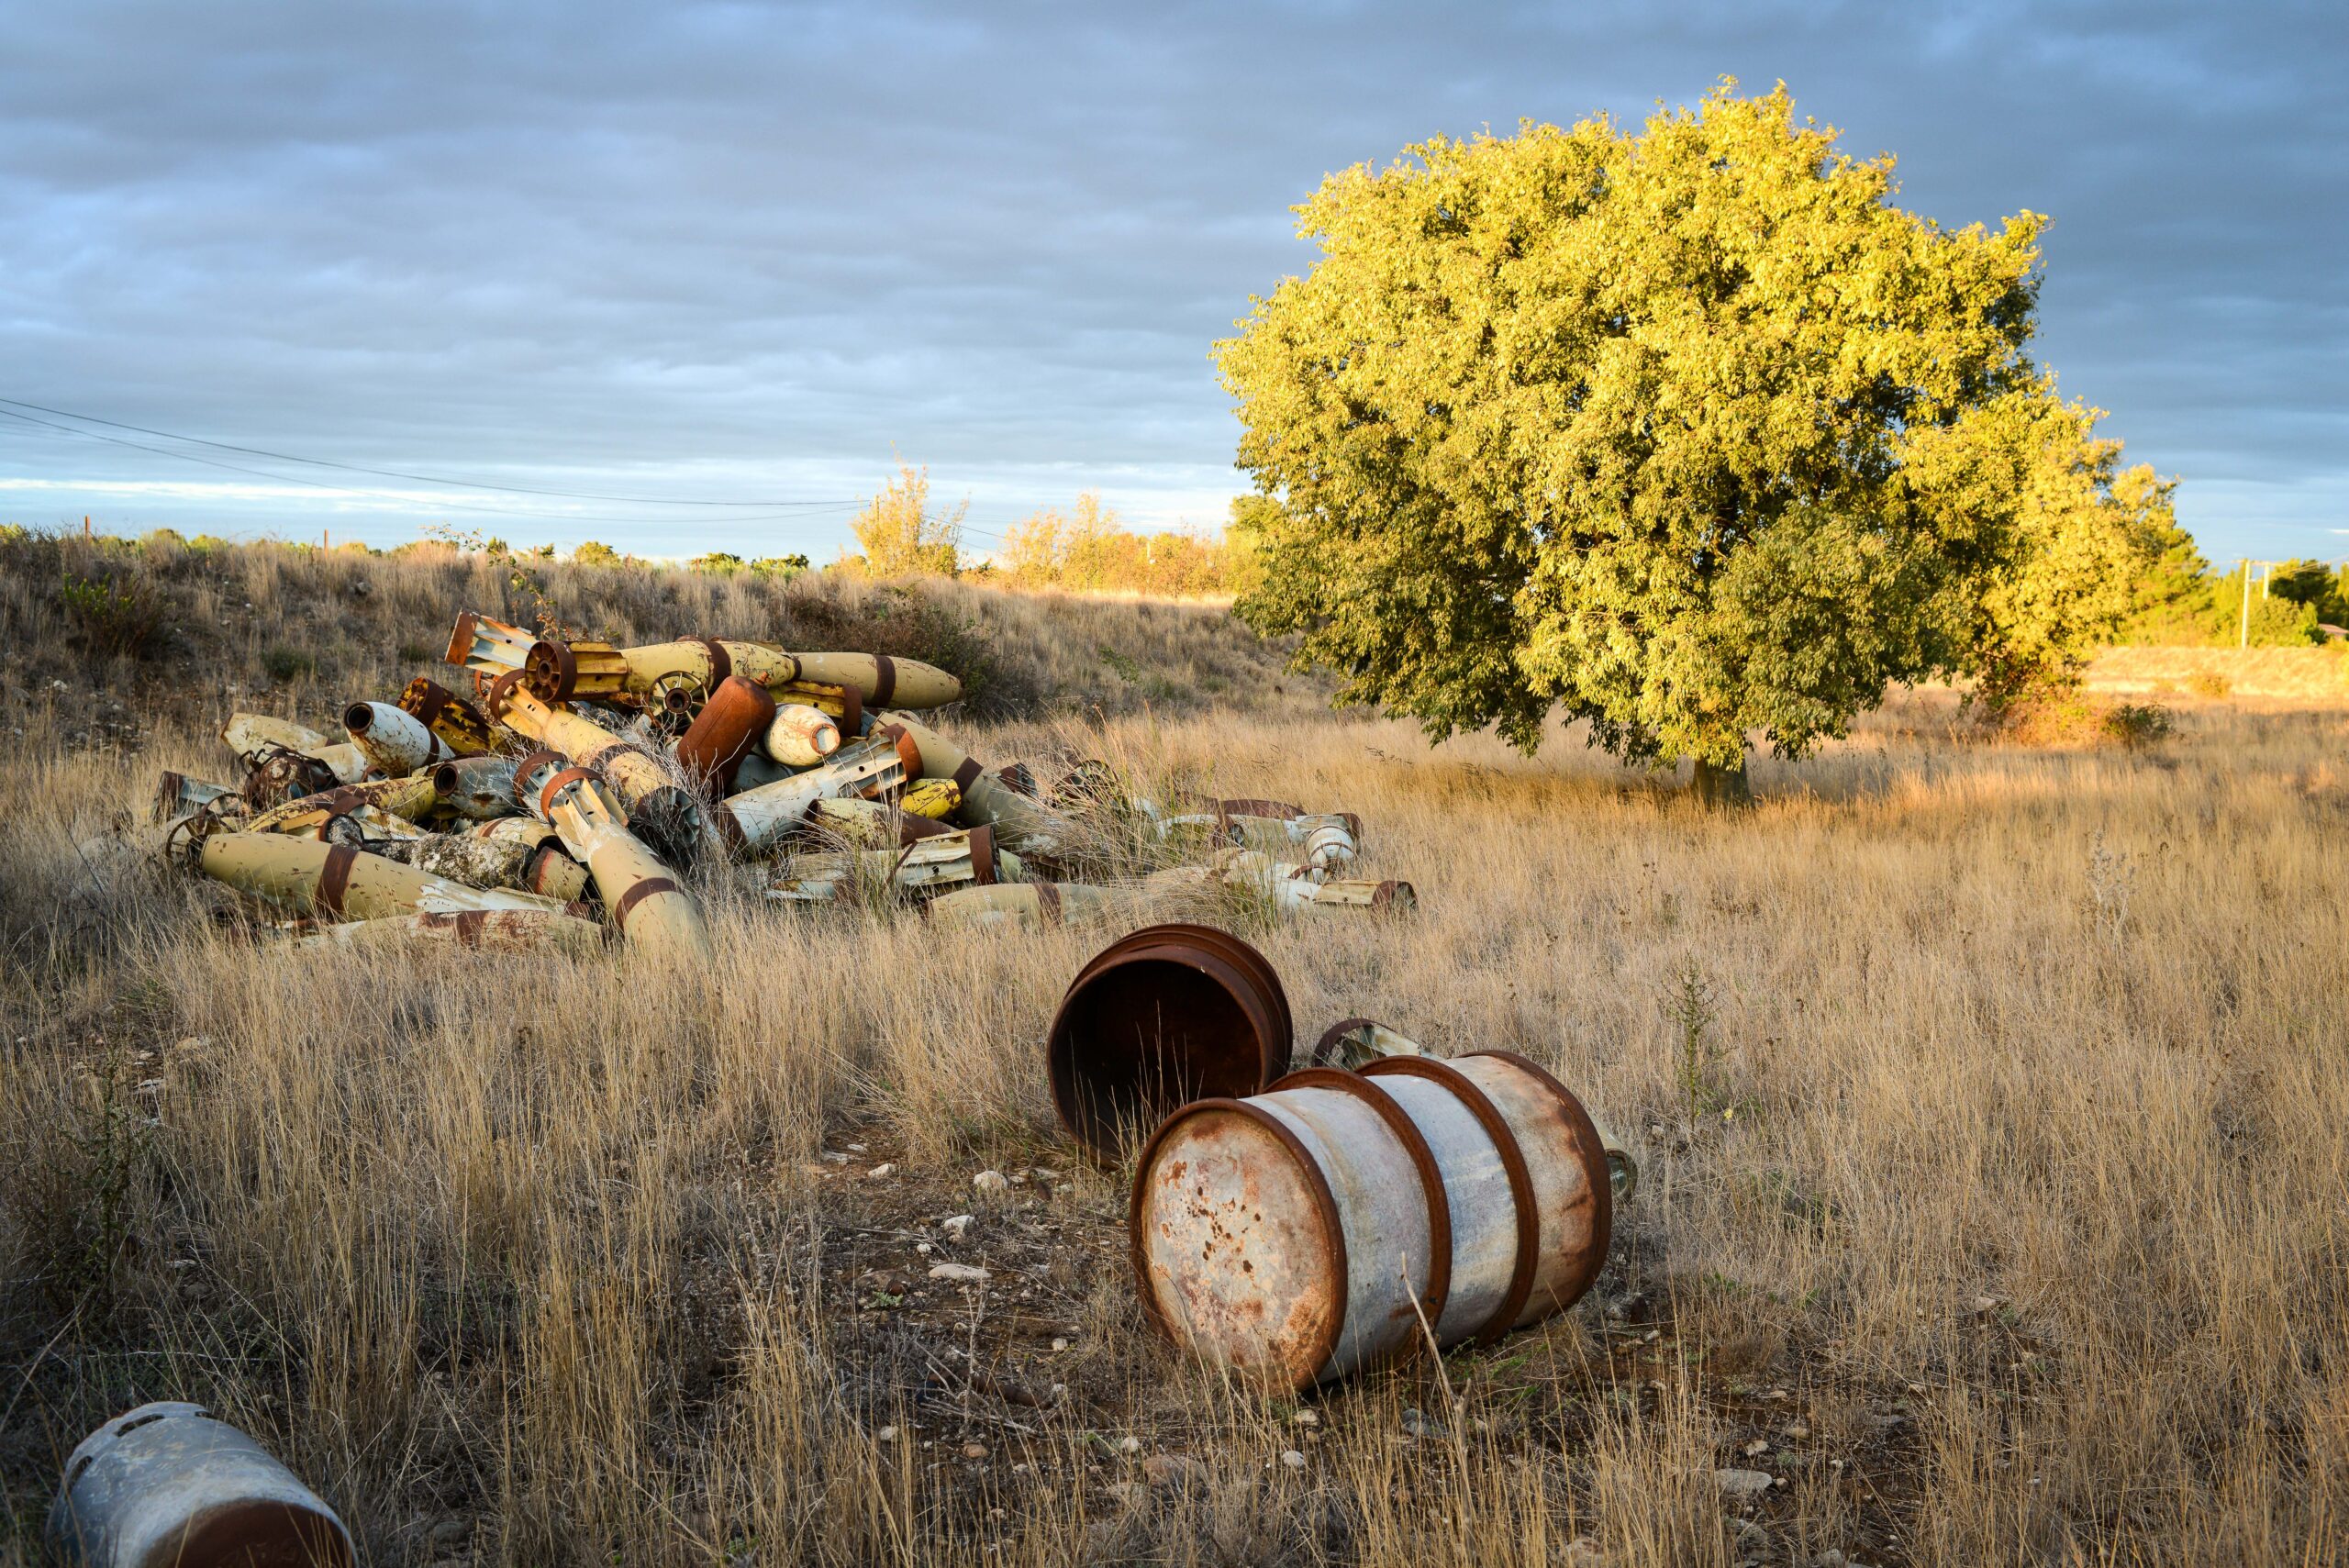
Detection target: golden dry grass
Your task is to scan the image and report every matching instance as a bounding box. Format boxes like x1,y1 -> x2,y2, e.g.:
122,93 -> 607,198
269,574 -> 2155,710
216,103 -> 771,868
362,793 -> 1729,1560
4,542 -> 2347,1566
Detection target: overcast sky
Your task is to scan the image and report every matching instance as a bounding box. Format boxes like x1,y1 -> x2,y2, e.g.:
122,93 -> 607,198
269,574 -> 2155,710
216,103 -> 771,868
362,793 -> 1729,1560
0,1 -> 2339,562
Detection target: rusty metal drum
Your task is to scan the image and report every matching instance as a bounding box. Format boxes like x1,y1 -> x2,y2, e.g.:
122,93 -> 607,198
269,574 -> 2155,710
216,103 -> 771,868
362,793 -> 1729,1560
1358,1055 -> 1541,1345
46,1401 -> 354,1568
1049,924 -> 1292,1158
1445,1051 -> 1613,1329
1130,1068 -> 1451,1387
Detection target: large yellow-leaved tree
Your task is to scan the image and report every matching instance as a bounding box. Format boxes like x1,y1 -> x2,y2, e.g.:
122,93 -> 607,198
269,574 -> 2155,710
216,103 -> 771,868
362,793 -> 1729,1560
1219,81 -> 2153,801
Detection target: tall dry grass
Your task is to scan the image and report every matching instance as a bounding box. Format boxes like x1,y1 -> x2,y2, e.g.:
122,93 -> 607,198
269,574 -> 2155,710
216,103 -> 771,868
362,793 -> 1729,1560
3,544 -> 2346,1565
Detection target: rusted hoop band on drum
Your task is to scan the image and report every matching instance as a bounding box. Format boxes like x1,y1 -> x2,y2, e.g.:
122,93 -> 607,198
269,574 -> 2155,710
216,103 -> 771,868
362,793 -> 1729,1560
1361,1054 -> 1543,1345
1265,1067 -> 1454,1354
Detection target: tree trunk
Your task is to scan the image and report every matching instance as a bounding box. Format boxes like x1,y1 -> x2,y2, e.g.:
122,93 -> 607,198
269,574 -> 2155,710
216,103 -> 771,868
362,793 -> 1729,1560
1691,755 -> 1753,810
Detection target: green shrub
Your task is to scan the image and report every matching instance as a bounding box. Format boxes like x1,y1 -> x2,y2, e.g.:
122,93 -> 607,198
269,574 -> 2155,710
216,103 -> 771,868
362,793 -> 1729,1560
2188,670 -> 2231,698
262,645 -> 317,684
57,572 -> 165,659
573,540 -> 621,567
2101,702 -> 2175,751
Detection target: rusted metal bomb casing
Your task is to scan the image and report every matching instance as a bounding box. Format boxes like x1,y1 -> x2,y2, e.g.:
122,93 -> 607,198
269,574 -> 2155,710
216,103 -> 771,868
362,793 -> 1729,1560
540,769 -> 714,966
615,638 -> 798,707
373,828 -> 592,902
792,651 -> 961,708
221,715 -> 367,785
153,773 -> 240,827
763,703 -> 841,767
674,675 -> 776,792
197,833 -> 572,921
488,678 -> 704,860
1046,923 -> 1292,1159
431,755 -> 519,818
245,775 -> 440,836
711,739 -> 908,854
927,881 -> 1126,931
1369,1051 -> 1612,1332
874,713 -> 1070,853
805,795 -> 956,848
343,701 -> 457,776
446,610 -> 536,683
521,638 -> 630,703
396,675 -> 495,757
297,908 -> 607,955
47,1401 -> 354,1568
1130,1068 -> 1451,1388
767,678 -> 863,735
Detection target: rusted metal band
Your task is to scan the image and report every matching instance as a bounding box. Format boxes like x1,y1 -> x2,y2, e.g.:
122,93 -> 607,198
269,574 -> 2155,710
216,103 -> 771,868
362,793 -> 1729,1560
538,766 -> 598,819
451,909 -> 489,946
511,749 -> 567,809
544,639 -> 579,700
1265,1067 -> 1455,1356
1308,1018 -> 1383,1070
404,681 -> 451,730
687,636 -> 731,685
1370,880 -> 1409,908
968,823 -> 996,886
610,876 -> 679,930
484,669 -> 525,720
710,804 -> 746,848
342,702 -> 373,735
1362,1055 -> 1543,1345
1033,882 -> 1063,928
952,756 -> 984,791
524,846 -> 562,895
1464,1051 -> 1615,1315
445,610 -> 478,667
1339,812 -> 1364,841
870,653 -> 896,706
839,684 -> 863,736
1128,1097 -> 1350,1385
316,843 -> 360,917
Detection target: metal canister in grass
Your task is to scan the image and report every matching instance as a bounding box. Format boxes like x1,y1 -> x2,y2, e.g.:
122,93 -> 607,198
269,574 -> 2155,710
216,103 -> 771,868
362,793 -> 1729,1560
1129,1068 -> 1452,1388
1363,1051 -> 1611,1333
1046,923 -> 1292,1159
46,1401 -> 355,1568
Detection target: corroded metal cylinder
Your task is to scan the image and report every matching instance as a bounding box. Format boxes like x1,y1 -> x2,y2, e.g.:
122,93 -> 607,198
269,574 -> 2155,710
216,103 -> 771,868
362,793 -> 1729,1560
927,881 -> 1127,931
431,755 -> 518,819
1047,924 -> 1291,1159
1130,1069 -> 1450,1388
298,908 -> 607,955
793,651 -> 961,708
673,675 -> 776,792
46,1401 -> 354,1567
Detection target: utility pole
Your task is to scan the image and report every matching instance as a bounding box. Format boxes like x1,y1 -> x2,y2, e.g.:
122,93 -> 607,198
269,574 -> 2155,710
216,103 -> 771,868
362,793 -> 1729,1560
2240,559 -> 2254,649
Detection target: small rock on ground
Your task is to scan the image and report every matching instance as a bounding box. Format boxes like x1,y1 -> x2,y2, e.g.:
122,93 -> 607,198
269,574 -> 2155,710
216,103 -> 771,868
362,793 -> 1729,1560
1714,1468 -> 1775,1498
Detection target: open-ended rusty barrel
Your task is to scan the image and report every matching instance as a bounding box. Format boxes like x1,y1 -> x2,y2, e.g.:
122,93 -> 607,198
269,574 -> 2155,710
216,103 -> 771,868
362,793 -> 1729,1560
1364,1051 -> 1612,1333
1130,1068 -> 1450,1387
47,1401 -> 354,1567
1047,923 -> 1291,1158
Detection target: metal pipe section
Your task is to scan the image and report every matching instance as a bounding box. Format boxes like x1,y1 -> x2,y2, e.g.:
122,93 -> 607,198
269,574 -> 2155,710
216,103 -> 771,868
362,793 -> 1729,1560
1130,1068 -> 1450,1388
1046,923 -> 1292,1159
431,755 -> 519,819
46,1401 -> 355,1568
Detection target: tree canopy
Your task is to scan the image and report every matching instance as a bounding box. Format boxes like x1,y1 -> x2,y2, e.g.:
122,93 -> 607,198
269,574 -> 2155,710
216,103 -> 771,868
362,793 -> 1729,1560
1219,81 -> 2148,777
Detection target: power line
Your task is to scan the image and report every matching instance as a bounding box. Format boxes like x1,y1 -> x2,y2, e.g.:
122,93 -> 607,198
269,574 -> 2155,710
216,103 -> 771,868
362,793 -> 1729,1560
0,395 -> 856,507
0,406 -> 863,530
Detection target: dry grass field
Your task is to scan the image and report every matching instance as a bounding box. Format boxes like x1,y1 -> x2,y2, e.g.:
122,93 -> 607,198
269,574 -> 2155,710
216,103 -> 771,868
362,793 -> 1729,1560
3,538 -> 2346,1566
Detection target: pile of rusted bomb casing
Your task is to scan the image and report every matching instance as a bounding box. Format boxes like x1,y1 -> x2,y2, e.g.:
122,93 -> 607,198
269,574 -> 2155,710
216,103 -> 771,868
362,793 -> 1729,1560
1044,924 -> 1618,1389
159,608 -> 1418,951
47,1401 -> 355,1567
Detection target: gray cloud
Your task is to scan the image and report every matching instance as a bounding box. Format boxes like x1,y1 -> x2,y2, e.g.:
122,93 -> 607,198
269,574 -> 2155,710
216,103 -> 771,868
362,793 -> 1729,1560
0,0 -> 2339,558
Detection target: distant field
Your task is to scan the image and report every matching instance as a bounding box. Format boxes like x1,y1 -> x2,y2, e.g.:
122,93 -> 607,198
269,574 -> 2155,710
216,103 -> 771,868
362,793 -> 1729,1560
3,539 -> 2344,1566
2086,643 -> 2349,700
